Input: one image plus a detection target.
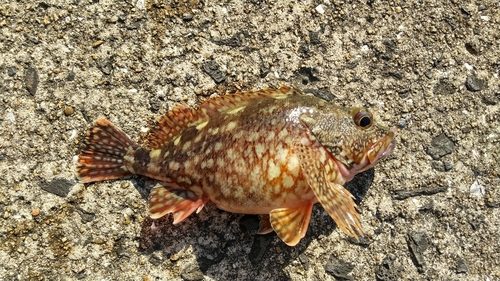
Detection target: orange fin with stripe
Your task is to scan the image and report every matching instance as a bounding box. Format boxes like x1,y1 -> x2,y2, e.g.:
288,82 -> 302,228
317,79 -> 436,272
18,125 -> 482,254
269,203 -> 313,246
257,214 -> 273,235
147,104 -> 201,149
77,118 -> 139,183
148,184 -> 206,224
296,142 -> 363,240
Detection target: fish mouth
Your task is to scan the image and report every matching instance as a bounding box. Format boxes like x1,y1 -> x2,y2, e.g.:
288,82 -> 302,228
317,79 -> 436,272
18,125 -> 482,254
367,128 -> 396,165
342,127 -> 397,180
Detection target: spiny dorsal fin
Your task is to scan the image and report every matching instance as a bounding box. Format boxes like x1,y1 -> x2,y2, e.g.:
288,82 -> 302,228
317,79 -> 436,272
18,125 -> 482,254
147,85 -> 299,149
147,104 -> 203,149
200,85 -> 298,116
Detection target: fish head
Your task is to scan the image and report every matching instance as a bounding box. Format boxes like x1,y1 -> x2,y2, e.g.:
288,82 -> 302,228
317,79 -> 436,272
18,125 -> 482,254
300,106 -> 396,181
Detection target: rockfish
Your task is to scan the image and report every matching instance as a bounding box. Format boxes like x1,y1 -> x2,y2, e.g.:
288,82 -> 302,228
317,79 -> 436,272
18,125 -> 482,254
77,85 -> 395,246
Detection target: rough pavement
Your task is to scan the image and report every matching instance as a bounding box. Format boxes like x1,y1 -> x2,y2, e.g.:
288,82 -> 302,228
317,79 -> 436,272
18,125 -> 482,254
0,1 -> 499,280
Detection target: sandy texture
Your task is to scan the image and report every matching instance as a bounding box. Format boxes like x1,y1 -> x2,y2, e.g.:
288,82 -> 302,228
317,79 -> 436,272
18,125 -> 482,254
1,0 -> 499,280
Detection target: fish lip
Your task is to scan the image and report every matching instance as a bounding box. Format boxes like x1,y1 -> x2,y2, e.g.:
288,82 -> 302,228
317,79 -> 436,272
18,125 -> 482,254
368,129 -> 396,164
334,127 -> 397,182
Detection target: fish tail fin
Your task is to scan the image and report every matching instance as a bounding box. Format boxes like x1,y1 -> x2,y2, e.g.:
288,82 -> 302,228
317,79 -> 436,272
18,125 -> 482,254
149,184 -> 206,224
77,118 -> 140,183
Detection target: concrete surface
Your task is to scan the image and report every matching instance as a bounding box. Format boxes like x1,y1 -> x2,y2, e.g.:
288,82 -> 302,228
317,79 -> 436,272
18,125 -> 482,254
0,0 -> 499,280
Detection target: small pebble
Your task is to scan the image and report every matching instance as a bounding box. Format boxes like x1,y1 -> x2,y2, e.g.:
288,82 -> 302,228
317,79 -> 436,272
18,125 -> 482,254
64,107 -> 74,116
465,76 -> 485,92
32,208 -> 40,216
93,40 -> 104,48
8,67 -> 17,77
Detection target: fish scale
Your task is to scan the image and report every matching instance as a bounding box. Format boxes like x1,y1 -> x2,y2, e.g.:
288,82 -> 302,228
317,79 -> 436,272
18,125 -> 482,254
77,85 -> 395,246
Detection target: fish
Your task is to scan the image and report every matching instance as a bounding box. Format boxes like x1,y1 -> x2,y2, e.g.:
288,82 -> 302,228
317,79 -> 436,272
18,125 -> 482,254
77,85 -> 395,246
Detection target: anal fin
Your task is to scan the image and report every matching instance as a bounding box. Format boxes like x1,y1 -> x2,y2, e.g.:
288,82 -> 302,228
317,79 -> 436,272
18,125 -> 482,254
149,184 -> 206,224
269,203 -> 313,246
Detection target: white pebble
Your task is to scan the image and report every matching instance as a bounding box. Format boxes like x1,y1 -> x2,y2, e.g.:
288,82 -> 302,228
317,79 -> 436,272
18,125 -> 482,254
469,180 -> 485,196
315,4 -> 325,14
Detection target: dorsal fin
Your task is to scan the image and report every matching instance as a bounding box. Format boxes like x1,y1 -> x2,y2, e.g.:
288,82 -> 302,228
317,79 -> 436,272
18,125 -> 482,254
147,104 -> 205,149
200,85 -> 298,116
147,85 -> 298,149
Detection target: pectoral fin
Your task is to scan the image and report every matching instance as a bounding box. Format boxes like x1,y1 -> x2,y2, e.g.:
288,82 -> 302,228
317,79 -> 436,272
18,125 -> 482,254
269,203 -> 313,246
296,143 -> 363,240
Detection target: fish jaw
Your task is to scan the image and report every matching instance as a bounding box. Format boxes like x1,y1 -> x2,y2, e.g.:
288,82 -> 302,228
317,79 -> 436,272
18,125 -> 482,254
339,127 -> 396,182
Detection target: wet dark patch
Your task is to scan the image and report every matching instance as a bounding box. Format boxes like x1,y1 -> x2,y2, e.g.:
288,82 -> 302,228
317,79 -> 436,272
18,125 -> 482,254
41,178 -> 76,198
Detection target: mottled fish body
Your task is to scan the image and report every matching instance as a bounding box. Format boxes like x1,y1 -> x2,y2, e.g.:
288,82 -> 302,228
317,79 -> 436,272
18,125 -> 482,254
77,85 -> 395,246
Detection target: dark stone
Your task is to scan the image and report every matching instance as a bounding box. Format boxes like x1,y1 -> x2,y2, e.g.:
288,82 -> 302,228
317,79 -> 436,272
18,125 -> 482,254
465,75 -> 485,92
41,178 -> 75,197
25,67 -> 39,96
324,255 -> 354,280
456,257 -> 469,273
149,97 -> 161,113
149,251 -> 163,266
67,70 -> 76,81
407,231 -> 429,271
426,133 -> 455,160
309,31 -> 321,45
376,254 -> 399,281
393,186 -> 447,200
304,87 -> 335,102
249,232 -> 273,265
433,79 -> 456,95
75,207 -> 96,223
7,67 -> 17,77
180,262 -> 204,281
299,254 -> 309,270
202,60 -> 226,84
215,33 -> 242,47
444,161 -> 453,171
398,118 -> 406,129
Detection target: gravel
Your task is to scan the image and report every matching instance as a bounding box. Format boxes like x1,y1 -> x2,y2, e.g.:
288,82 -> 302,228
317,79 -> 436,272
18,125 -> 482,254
1,1 -> 499,280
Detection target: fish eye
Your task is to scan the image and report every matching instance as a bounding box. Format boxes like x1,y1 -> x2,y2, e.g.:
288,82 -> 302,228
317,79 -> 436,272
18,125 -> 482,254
353,109 -> 373,129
